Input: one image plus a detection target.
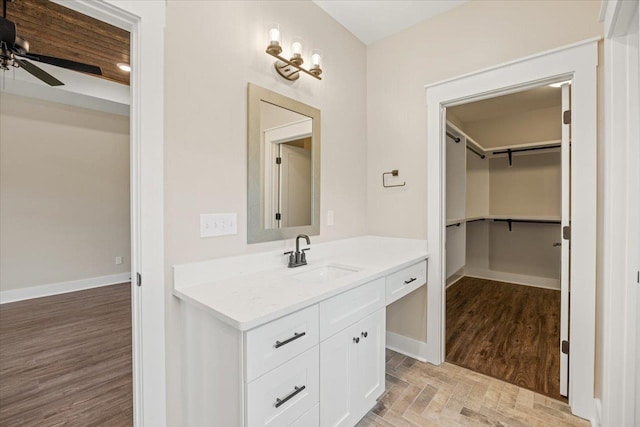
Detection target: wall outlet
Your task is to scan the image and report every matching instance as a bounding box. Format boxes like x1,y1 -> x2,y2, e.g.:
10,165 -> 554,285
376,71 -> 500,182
200,213 -> 238,238
115,256 -> 123,265
327,210 -> 334,226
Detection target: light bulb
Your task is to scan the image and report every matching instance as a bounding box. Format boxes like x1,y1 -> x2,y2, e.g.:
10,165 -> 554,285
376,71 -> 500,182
311,50 -> 322,67
268,24 -> 280,45
292,41 -> 303,56
266,23 -> 282,56
289,37 -> 304,66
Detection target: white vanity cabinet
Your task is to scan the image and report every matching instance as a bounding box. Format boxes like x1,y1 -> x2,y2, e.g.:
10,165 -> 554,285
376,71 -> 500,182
319,309 -> 385,427
245,278 -> 386,427
174,236 -> 428,427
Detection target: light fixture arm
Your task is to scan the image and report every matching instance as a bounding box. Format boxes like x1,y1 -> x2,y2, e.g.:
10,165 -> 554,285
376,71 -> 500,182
266,49 -> 322,81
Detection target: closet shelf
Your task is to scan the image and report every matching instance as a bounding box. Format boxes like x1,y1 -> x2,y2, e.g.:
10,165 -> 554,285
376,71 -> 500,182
452,214 -> 562,226
446,218 -> 466,226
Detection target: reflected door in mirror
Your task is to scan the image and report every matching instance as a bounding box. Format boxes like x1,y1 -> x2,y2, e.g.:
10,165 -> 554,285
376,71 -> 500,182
261,100 -> 313,230
248,83 -> 320,244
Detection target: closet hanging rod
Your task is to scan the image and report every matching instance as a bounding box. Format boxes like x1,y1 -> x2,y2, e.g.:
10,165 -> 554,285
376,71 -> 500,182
446,131 -> 461,143
493,218 -> 561,232
466,145 -> 486,159
446,222 -> 461,228
466,218 -> 486,223
492,144 -> 561,166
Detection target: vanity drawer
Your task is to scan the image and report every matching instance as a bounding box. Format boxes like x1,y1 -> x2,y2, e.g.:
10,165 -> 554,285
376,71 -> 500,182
246,305 -> 319,382
319,278 -> 385,341
290,404 -> 319,427
385,260 -> 427,305
246,347 -> 319,427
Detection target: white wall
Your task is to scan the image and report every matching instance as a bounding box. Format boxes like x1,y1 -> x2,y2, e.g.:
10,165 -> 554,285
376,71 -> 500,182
164,1 -> 367,424
489,151 -> 561,218
462,106 -> 562,148
0,93 -> 130,292
367,0 -> 602,341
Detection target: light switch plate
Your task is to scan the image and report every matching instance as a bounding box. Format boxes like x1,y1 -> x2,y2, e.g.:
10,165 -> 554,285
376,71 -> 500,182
115,256 -> 123,265
327,210 -> 334,226
200,213 -> 238,238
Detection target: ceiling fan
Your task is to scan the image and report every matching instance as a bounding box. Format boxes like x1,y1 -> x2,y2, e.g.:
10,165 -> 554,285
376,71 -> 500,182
0,0 -> 102,86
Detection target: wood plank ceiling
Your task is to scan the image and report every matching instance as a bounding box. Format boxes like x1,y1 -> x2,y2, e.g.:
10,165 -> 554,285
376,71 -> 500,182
6,0 -> 130,85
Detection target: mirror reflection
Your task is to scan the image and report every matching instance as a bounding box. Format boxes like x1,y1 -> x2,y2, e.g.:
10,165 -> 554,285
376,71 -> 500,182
247,83 -> 320,244
260,101 -> 313,229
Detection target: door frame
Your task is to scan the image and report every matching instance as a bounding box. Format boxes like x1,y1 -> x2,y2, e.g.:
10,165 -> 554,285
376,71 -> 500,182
425,38 -> 599,420
600,1 -> 640,426
263,118 -> 313,228
50,1 -> 166,425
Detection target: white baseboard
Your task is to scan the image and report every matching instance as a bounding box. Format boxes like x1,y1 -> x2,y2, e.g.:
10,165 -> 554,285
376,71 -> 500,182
386,331 -> 429,363
446,274 -> 464,288
591,398 -> 601,427
0,272 -> 131,304
464,268 -> 560,290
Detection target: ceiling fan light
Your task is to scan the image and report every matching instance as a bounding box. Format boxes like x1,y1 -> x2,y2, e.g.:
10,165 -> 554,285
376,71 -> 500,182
117,63 -> 131,72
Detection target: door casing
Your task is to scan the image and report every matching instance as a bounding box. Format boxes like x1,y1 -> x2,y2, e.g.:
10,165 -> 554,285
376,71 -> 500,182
49,1 -> 167,425
425,38 -> 599,420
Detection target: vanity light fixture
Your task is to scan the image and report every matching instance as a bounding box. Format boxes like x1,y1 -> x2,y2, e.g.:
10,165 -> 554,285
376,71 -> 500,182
266,24 -> 322,81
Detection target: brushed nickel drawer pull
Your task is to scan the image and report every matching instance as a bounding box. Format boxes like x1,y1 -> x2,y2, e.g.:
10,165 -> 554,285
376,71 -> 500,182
404,277 -> 417,285
275,385 -> 306,408
275,331 -> 306,348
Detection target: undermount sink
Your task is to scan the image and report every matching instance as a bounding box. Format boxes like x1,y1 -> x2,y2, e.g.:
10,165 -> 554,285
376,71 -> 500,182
292,264 -> 360,282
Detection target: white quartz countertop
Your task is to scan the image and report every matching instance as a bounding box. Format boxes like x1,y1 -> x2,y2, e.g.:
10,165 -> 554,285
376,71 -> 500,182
173,236 -> 428,331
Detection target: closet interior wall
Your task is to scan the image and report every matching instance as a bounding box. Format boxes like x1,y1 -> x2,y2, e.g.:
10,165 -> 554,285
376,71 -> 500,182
445,117 -> 562,290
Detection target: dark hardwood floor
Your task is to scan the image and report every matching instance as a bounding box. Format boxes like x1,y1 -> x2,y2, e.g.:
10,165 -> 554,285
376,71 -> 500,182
0,283 -> 133,426
446,276 -> 563,400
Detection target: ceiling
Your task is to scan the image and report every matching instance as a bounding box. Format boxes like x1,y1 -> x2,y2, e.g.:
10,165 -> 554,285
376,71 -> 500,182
448,85 -> 562,124
312,0 -> 468,45
6,0 -> 130,86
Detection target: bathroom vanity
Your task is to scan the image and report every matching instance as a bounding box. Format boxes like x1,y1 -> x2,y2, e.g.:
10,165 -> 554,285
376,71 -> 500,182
173,236 -> 428,426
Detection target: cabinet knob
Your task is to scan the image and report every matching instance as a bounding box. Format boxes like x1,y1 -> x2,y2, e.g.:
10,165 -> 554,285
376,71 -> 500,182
353,337 -> 360,344
361,331 -> 368,338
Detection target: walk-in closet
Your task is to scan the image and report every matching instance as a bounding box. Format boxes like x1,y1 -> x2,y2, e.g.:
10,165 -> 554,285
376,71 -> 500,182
443,84 -> 569,401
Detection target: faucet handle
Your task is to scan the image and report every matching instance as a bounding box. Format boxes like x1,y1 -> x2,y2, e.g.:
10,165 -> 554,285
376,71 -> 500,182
300,248 -> 310,263
284,251 -> 295,267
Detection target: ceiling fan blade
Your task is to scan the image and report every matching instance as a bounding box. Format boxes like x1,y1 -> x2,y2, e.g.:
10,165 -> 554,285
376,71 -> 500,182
22,52 -> 102,76
15,58 -> 64,86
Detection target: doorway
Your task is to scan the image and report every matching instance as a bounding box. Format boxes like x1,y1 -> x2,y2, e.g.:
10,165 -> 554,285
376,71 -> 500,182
0,0 -> 134,423
442,83 -> 569,400
425,39 -> 598,420
1,0 -> 168,424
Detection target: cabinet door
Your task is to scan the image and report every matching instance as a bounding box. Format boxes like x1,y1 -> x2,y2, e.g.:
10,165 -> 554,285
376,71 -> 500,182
319,323 -> 359,427
354,309 -> 386,421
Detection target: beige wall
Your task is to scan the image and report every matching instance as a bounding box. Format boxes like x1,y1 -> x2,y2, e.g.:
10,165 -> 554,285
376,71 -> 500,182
164,1 -> 367,424
368,0 -> 602,342
489,151 -> 561,218
0,94 -> 130,291
462,106 -> 562,148
488,222 -> 561,280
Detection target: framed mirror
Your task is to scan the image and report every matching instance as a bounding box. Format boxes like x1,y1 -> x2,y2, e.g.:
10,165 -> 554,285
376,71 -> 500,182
247,84 -> 321,243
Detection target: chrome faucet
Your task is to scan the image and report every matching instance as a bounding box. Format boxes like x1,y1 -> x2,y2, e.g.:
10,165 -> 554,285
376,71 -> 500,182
284,234 -> 311,268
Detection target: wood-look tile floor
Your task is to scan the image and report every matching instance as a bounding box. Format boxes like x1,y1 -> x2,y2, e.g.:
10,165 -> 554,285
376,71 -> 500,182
359,350 -> 589,427
446,277 -> 562,400
0,283 -> 133,426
